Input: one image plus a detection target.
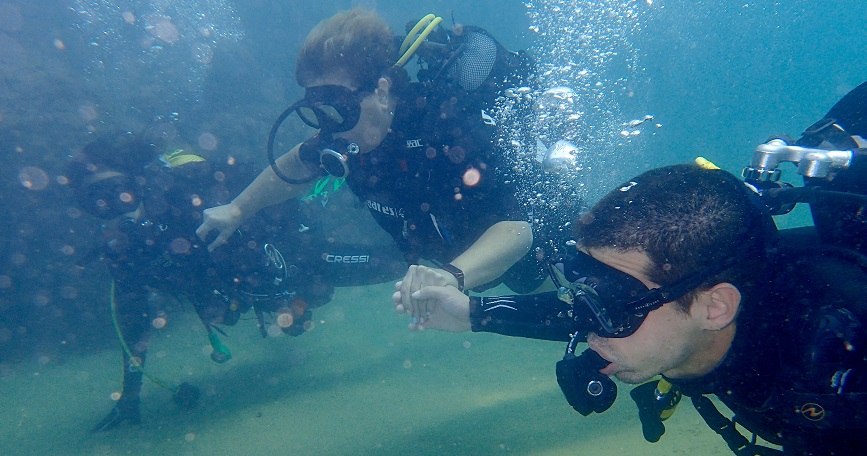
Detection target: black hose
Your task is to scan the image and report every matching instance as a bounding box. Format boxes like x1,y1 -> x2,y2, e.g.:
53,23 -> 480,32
266,105 -> 320,185
764,186 -> 867,206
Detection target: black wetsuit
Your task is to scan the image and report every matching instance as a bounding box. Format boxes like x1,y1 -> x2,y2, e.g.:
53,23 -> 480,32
345,81 -> 547,292
466,229 -> 867,454
96,160 -> 405,430
672,239 -> 867,455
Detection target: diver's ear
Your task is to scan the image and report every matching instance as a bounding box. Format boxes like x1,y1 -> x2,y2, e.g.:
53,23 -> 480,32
698,283 -> 741,331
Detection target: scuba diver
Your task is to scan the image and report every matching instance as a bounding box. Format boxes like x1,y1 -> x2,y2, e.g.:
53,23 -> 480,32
66,131 -> 405,431
195,9 -> 565,325
392,82 -> 867,455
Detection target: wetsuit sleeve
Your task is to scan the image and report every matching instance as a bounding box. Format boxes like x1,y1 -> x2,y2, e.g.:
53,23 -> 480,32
469,291 -> 576,342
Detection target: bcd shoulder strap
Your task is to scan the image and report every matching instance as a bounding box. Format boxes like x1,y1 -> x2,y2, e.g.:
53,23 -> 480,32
691,395 -> 783,456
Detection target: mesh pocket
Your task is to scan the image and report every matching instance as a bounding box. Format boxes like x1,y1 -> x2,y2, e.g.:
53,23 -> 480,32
448,31 -> 497,91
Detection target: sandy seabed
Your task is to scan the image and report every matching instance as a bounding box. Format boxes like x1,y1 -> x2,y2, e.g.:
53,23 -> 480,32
1,282 -> 738,455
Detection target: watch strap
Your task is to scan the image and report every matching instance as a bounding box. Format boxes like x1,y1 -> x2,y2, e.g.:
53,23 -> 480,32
441,263 -> 465,292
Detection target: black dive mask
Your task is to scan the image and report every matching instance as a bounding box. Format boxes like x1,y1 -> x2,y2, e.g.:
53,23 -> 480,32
77,172 -> 142,219
292,85 -> 365,134
551,251 -> 724,339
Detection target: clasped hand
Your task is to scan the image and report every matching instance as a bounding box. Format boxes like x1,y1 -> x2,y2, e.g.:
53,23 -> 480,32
392,265 -> 471,332
195,203 -> 243,251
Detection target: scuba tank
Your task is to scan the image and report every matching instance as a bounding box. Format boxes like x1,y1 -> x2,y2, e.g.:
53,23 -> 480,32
397,14 -> 535,104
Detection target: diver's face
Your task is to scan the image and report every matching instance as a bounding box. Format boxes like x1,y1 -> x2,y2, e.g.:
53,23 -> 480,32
78,170 -> 143,220
584,248 -> 720,383
305,76 -> 395,153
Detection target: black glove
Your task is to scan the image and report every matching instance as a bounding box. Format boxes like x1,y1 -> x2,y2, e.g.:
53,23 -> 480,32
91,395 -> 140,432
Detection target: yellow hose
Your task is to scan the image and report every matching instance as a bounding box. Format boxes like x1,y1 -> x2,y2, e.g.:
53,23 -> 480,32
395,14 -> 443,67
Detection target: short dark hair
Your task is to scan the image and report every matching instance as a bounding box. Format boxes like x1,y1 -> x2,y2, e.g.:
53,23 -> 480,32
576,164 -> 774,311
295,9 -> 396,92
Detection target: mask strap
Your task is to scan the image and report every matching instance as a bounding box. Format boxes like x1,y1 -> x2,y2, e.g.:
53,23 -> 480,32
547,261 -> 577,305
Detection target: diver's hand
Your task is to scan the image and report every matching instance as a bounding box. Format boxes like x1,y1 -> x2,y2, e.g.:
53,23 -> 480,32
91,396 -> 141,432
196,203 -> 243,252
395,265 -> 460,322
392,282 -> 471,332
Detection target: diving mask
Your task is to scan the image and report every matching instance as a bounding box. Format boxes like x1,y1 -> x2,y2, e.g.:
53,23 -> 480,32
291,85 -> 365,133
78,171 -> 142,219
551,251 -> 725,339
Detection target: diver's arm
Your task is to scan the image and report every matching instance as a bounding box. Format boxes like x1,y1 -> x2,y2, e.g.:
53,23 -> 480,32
470,292 -> 577,342
449,220 -> 533,289
397,282 -> 578,340
197,145 -> 316,251
396,223 -> 532,324
231,145 -> 314,216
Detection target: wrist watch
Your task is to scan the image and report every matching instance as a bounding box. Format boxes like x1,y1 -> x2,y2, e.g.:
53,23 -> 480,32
441,263 -> 465,292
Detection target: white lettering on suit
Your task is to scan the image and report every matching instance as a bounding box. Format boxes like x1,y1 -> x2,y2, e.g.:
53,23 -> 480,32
366,200 -> 404,219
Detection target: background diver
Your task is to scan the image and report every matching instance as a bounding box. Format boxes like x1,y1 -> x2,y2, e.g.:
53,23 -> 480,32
195,9 -> 578,322
67,131 -> 405,431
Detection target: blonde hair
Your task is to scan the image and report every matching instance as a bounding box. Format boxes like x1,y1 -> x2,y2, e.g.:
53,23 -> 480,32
296,9 -> 395,91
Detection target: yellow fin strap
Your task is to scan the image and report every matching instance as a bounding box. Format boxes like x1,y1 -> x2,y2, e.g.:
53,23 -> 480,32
395,14 -> 443,67
695,156 -> 720,170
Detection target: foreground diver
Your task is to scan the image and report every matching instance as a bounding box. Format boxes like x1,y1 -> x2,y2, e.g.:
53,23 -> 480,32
396,162 -> 867,454
67,132 -> 404,431
196,9 -> 556,317
394,79 -> 867,456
